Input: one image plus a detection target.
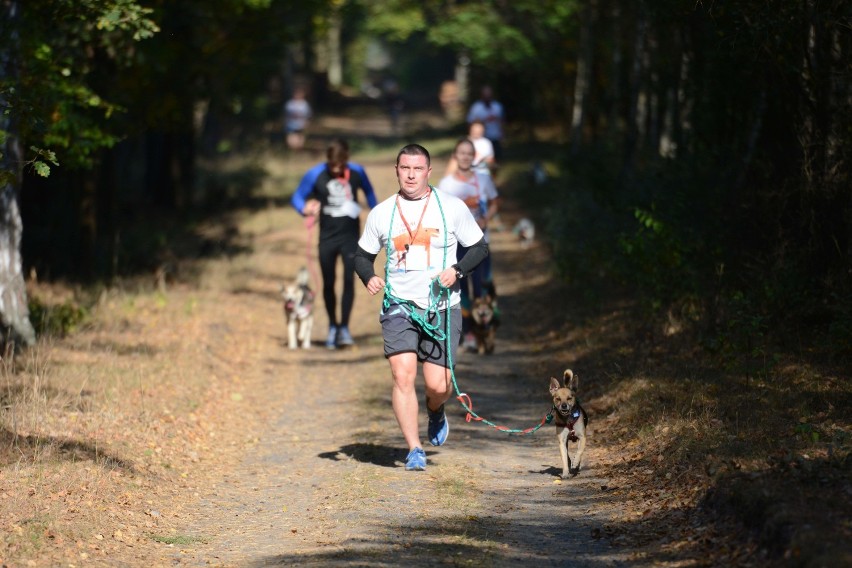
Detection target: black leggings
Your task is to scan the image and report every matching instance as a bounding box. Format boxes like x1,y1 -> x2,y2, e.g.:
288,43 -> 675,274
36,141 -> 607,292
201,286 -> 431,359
318,238 -> 357,327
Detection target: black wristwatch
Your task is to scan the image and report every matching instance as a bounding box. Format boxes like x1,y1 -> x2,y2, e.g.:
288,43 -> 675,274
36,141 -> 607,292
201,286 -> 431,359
452,264 -> 464,280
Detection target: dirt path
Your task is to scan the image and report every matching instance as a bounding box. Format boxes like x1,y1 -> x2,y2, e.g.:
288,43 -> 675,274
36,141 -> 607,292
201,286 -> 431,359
8,104 -> 843,568
160,140 -> 633,566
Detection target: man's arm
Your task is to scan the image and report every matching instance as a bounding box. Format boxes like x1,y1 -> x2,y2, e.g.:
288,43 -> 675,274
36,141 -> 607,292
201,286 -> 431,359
454,237 -> 488,276
355,246 -> 387,296
354,246 -> 378,285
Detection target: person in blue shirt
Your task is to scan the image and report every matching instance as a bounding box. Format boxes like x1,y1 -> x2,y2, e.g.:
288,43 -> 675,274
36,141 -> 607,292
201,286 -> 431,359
291,138 -> 378,348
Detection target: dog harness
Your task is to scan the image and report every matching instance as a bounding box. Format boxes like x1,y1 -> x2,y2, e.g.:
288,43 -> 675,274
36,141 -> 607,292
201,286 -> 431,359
552,405 -> 584,443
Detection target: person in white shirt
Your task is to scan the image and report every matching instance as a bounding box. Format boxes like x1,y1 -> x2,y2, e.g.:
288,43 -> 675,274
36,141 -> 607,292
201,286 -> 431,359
354,144 -> 488,471
466,85 -> 504,162
469,120 -> 496,176
438,138 -> 500,349
441,120 -> 497,179
284,87 -> 312,151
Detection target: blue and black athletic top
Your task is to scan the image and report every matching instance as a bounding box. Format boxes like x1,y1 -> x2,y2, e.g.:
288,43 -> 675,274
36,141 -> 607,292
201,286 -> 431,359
290,162 -> 378,242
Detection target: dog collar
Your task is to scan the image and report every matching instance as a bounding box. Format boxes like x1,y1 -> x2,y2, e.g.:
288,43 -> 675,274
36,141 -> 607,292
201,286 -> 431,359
552,404 -> 582,424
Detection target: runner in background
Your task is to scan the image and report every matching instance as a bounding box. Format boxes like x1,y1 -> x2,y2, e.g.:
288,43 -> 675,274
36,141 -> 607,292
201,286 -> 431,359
466,85 -> 505,163
291,139 -> 377,348
284,87 -> 312,152
438,138 -> 500,351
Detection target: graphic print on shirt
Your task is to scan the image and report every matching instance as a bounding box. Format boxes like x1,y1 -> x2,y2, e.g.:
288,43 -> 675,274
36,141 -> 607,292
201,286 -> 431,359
323,173 -> 360,219
391,228 -> 440,272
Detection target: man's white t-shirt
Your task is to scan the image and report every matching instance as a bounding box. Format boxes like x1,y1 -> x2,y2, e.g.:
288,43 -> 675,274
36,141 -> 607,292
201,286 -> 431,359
359,188 -> 484,309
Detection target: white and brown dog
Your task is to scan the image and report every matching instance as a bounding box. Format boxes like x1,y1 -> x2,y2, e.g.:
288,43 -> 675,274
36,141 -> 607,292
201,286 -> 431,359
549,369 -> 588,478
513,218 -> 535,249
280,267 -> 314,349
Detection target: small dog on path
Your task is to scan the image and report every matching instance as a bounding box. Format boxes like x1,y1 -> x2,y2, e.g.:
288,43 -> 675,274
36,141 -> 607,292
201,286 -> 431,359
281,267 -> 314,349
470,294 -> 500,355
513,218 -> 535,248
549,369 -> 588,478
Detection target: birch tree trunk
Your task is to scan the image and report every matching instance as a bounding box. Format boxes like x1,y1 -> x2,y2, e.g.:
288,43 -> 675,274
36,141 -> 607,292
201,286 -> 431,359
0,0 -> 36,348
326,10 -> 342,89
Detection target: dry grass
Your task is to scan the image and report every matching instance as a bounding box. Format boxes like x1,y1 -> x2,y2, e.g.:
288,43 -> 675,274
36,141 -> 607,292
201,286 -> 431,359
1,241 -> 289,565
544,299 -> 852,565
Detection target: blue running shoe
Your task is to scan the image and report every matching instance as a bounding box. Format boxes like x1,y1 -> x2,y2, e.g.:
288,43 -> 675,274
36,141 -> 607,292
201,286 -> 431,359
325,326 -> 338,349
427,404 -> 449,447
405,447 -> 427,471
337,325 -> 354,346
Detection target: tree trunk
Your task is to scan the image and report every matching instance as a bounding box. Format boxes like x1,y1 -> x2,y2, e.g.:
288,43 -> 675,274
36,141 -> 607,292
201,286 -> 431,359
732,87 -> 766,190
570,0 -> 596,154
799,0 -> 849,272
606,3 -> 622,138
0,0 -> 36,348
326,10 -> 342,89
0,184 -> 36,349
620,2 -> 647,187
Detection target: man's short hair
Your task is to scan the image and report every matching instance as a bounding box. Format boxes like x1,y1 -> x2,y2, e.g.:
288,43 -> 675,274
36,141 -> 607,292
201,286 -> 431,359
396,144 -> 430,166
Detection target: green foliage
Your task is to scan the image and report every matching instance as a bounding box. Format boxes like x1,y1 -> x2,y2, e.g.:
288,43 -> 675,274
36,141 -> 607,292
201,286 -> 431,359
28,297 -> 89,337
363,0 -> 578,73
96,0 -> 160,40
617,205 -> 695,311
363,0 -> 426,41
427,5 -> 534,68
705,289 -> 774,374
793,422 -> 820,444
26,147 -> 59,178
1,0 -> 159,178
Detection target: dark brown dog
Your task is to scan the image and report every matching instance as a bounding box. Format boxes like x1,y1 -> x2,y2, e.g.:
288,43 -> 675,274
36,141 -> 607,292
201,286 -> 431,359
549,369 -> 588,478
470,294 -> 499,355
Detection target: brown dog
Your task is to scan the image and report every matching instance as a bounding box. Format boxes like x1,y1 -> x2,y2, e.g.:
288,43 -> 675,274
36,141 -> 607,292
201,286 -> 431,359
470,295 -> 499,355
549,369 -> 588,478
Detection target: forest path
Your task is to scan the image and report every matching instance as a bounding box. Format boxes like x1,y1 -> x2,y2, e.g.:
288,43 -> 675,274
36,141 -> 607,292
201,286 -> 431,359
163,108 -> 633,566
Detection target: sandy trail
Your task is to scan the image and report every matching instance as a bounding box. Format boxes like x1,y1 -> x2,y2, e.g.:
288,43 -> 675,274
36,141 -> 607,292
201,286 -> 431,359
164,126 -> 631,566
